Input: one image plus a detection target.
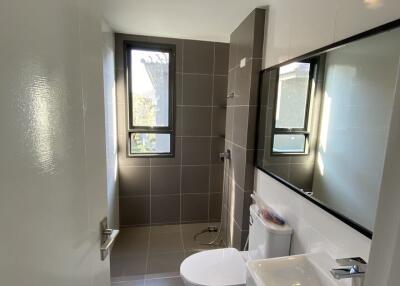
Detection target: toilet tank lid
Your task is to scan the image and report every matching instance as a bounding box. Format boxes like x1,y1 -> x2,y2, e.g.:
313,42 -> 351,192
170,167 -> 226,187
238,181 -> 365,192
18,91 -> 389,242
250,204 -> 293,235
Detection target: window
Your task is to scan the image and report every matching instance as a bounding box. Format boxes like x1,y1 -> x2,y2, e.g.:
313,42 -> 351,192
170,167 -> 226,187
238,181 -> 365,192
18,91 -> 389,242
125,42 -> 175,157
271,60 -> 316,155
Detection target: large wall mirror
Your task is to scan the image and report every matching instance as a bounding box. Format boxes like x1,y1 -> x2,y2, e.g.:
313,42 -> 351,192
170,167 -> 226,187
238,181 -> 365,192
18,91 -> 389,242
256,21 -> 400,237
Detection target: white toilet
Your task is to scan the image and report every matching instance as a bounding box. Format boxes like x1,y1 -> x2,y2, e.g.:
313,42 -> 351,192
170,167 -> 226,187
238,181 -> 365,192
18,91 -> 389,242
180,204 -> 293,286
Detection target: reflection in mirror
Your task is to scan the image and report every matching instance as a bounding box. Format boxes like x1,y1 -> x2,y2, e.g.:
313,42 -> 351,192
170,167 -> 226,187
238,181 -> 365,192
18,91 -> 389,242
256,26 -> 400,234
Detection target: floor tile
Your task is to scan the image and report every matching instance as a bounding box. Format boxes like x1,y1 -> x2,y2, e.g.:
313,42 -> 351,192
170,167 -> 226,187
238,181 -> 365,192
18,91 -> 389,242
149,231 -> 184,254
111,254 -> 147,280
181,223 -> 223,251
146,252 -> 185,279
112,228 -> 150,257
150,224 -> 181,234
145,277 -> 184,286
112,280 -> 145,286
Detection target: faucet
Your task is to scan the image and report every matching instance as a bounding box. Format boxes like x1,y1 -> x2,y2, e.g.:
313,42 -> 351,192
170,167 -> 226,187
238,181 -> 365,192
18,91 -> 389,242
330,257 -> 367,285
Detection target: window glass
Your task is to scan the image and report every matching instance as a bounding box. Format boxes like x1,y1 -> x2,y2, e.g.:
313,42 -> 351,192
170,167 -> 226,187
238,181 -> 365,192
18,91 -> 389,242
130,133 -> 171,155
130,49 -> 169,127
275,62 -> 311,129
272,134 -> 306,153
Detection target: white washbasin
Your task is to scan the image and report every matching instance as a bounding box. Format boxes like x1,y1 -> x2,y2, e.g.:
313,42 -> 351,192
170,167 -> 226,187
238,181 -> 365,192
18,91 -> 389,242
246,252 -> 349,286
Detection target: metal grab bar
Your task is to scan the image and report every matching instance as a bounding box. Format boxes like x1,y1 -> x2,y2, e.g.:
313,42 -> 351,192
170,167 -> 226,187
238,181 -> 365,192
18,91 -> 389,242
100,217 -> 119,260
100,228 -> 119,260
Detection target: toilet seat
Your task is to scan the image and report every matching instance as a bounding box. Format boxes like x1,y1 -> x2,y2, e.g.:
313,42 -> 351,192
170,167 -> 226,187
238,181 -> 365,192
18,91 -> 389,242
180,248 -> 246,286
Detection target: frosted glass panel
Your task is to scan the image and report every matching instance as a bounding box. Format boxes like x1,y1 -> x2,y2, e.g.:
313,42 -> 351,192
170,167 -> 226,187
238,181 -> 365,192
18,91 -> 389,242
130,133 -> 171,154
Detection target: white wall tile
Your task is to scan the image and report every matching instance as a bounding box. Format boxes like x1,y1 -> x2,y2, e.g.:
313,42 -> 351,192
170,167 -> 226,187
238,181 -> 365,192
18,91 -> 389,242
254,169 -> 371,261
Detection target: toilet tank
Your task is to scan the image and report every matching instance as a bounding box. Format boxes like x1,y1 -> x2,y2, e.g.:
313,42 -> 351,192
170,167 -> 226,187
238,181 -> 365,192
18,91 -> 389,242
248,204 -> 292,260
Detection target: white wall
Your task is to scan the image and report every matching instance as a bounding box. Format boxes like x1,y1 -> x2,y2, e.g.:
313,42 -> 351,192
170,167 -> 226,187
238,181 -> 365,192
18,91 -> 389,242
255,170 -> 371,261
102,21 -> 119,229
312,28 -> 400,230
259,0 -> 400,69
0,0 -> 111,285
365,61 -> 400,286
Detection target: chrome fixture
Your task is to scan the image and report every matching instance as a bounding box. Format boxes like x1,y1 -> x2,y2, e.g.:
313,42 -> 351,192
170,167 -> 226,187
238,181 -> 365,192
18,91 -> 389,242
100,217 -> 119,260
330,257 -> 367,281
219,149 -> 231,161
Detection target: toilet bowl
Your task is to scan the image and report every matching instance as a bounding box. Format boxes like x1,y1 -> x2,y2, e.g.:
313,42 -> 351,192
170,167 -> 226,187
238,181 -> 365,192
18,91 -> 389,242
180,204 -> 293,286
180,248 -> 247,286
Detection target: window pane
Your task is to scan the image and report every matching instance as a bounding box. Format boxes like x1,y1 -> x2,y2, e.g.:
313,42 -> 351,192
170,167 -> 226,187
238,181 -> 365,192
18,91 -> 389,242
130,49 -> 169,127
130,133 -> 171,154
275,62 -> 311,128
273,134 -> 306,153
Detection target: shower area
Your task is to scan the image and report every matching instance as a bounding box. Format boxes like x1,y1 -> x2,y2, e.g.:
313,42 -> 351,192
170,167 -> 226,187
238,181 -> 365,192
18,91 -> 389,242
111,33 -> 229,284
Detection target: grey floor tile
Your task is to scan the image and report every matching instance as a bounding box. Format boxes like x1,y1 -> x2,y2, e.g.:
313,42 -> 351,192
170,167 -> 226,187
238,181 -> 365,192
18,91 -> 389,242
145,277 -> 184,286
149,231 -> 184,254
112,228 -> 150,257
111,254 -> 147,281
181,223 -> 223,251
150,224 -> 181,234
146,252 -> 185,279
112,280 -> 145,286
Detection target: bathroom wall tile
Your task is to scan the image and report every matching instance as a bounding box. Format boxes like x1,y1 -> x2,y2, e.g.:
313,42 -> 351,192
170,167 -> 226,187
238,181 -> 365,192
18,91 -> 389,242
227,68 -> 236,106
151,195 -> 180,225
181,166 -> 210,194
211,107 -> 226,138
183,40 -> 214,74
210,137 -> 225,164
120,197 -> 150,226
225,106 -> 234,141
176,73 -> 183,105
249,59 -> 263,106
119,166 -> 150,196
252,9 -> 266,59
181,107 -> 212,136
210,164 -> 224,193
214,43 -> 230,75
175,106 -> 182,136
232,106 -> 249,148
213,75 -> 228,106
151,166 -> 180,195
210,193 -> 222,221
182,194 -> 209,222
182,137 -> 211,165
182,74 -> 213,106
229,28 -> 239,70
234,60 -> 252,106
150,137 -> 181,166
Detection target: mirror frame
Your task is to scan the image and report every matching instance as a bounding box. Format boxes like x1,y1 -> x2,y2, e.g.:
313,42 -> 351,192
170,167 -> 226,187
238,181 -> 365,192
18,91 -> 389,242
255,18 -> 400,239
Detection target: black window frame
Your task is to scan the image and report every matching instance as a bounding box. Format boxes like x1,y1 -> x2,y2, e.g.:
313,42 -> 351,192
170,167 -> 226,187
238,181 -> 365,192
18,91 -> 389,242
271,59 -> 317,156
124,41 -> 176,158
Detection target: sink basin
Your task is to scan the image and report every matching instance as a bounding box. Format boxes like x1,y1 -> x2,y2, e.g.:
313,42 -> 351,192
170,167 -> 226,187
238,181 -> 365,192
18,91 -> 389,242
246,252 -> 348,286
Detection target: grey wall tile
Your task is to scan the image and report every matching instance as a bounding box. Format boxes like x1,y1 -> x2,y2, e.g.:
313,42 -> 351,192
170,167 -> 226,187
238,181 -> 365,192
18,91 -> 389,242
182,194 -> 209,222
183,40 -> 214,74
249,59 -> 263,105
151,195 -> 180,224
232,106 -> 249,148
120,197 -> 150,226
252,9 -> 266,59
119,166 -> 150,196
210,193 -> 222,221
181,166 -> 209,194
212,107 -> 226,137
234,60 -> 252,106
210,137 -> 225,164
182,137 -> 211,165
151,166 -> 180,195
225,107 -> 234,141
229,28 -> 239,70
151,137 -> 181,166
181,107 -> 212,136
182,74 -> 213,106
176,73 -> 183,105
214,43 -> 230,75
213,75 -> 228,106
210,164 -> 224,193
227,69 -> 236,105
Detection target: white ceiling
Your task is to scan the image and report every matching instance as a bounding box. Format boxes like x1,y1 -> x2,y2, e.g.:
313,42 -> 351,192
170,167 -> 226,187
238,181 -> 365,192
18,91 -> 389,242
102,0 -> 265,43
